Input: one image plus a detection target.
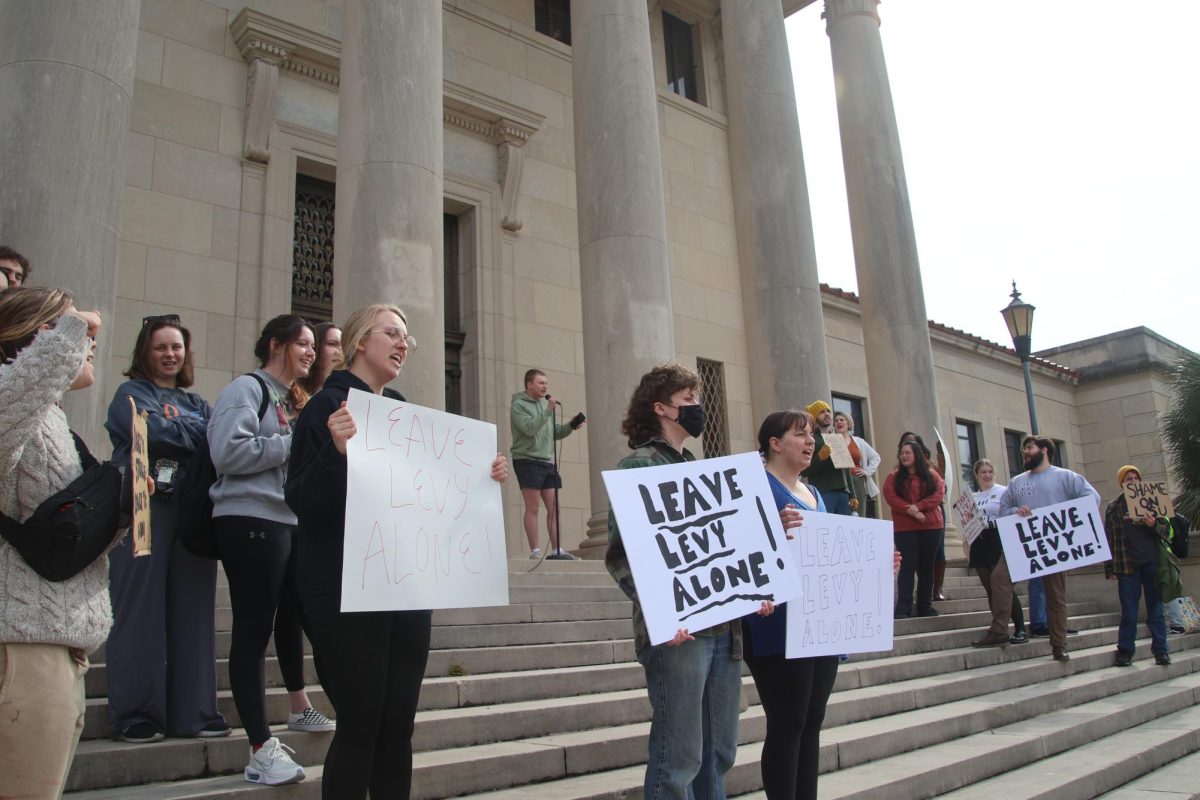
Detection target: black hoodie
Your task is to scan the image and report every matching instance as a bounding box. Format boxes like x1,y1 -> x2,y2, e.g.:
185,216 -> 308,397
285,369 -> 405,612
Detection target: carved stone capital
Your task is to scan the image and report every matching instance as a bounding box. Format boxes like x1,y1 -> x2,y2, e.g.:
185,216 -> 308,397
823,0 -> 881,31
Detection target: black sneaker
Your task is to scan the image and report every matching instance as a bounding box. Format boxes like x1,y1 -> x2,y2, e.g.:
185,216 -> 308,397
894,609 -> 910,619
917,607 -> 939,617
1114,650 -> 1133,667
1067,628 -> 1079,636
1029,625 -> 1050,637
1009,631 -> 1029,645
1169,625 -> 1185,635
1155,652 -> 1172,666
194,720 -> 232,739
119,722 -> 165,744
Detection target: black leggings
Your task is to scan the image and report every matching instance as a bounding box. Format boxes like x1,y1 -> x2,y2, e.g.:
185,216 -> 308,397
307,608 -> 432,800
215,516 -> 307,746
745,651 -> 839,800
894,529 -> 941,614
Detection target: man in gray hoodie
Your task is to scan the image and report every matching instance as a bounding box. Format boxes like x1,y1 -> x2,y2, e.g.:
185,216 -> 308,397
999,435 -> 1101,662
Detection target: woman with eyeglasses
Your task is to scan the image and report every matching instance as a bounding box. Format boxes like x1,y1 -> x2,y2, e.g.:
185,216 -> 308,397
0,288 -> 107,797
298,322 -> 343,398
286,304 -> 508,800
207,314 -> 331,786
104,314 -> 229,743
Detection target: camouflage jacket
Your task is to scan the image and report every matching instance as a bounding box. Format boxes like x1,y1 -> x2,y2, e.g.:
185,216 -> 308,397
604,438 -> 741,658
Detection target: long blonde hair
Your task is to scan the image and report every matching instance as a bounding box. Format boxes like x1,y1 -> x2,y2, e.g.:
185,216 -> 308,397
0,286 -> 74,364
340,304 -> 407,369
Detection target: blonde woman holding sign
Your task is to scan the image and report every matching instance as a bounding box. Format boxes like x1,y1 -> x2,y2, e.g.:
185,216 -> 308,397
286,304 -> 507,800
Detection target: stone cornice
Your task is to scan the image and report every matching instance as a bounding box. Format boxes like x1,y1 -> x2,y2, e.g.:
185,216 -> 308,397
231,8 -> 341,88
822,0 -> 881,30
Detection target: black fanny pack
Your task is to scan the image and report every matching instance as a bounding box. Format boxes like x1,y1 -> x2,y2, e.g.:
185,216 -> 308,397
0,432 -> 125,582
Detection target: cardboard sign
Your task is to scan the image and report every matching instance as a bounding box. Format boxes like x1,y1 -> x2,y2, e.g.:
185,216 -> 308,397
1122,481 -> 1174,521
341,389 -> 508,612
128,396 -> 152,557
602,452 -> 802,646
997,496 -> 1110,582
952,490 -> 986,545
785,511 -> 894,658
824,434 -> 855,470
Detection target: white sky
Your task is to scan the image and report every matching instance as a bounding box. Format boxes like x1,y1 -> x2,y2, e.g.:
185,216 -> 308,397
783,1 -> 1200,355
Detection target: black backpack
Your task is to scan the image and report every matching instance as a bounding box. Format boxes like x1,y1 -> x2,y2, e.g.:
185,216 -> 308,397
175,373 -> 271,559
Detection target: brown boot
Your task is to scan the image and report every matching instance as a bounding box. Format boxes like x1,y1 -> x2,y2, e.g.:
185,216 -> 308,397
933,559 -> 947,601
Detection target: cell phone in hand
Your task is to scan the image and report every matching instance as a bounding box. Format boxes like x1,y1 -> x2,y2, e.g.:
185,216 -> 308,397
569,411 -> 586,429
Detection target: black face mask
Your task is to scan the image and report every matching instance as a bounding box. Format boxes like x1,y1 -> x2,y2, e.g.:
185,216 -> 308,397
668,403 -> 706,438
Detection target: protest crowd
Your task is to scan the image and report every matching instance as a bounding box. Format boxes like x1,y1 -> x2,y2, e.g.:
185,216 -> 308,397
0,250 -> 1193,800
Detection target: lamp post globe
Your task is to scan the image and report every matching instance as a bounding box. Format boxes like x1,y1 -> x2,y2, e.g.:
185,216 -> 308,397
1001,281 -> 1039,435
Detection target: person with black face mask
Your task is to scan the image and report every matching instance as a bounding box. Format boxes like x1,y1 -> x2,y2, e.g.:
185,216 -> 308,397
605,363 -> 796,800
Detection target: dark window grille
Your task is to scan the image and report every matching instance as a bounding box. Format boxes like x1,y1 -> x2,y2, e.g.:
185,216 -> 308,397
292,175 -> 335,322
956,420 -> 981,491
535,0 -> 571,45
663,11 -> 698,103
444,214 -> 464,415
1004,429 -> 1024,479
697,358 -> 729,458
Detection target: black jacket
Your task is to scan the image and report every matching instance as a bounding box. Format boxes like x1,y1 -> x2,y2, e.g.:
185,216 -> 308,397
285,370 -> 405,612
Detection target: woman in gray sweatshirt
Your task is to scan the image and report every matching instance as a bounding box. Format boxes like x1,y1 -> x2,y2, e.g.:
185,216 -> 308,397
207,314 -> 332,786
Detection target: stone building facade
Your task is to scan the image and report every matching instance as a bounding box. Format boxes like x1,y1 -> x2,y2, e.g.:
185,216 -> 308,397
1,0 -> 1188,555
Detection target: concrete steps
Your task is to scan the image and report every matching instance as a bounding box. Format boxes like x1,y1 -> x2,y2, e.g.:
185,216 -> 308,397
63,563 -> 1200,798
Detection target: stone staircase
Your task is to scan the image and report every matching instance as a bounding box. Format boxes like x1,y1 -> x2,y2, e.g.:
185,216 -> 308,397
64,560 -> 1200,799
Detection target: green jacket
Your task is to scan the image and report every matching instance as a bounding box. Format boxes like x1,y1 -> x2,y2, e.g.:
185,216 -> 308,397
509,392 -> 573,461
604,438 -> 741,658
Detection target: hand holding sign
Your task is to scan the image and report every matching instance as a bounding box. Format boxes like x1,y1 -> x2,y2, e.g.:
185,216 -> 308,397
824,435 -> 855,470
603,452 -> 801,646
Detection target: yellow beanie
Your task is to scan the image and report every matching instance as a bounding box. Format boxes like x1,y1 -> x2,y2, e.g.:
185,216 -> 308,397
1117,465 -> 1140,484
805,400 -> 832,418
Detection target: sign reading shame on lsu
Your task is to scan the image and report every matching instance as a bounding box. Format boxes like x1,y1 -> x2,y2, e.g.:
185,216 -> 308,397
341,388 -> 508,612
602,452 -> 801,646
785,511 -> 894,658
997,496 -> 1110,582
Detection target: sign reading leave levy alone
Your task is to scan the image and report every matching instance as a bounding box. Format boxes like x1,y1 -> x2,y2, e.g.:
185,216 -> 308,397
341,388 -> 508,612
1122,481 -> 1174,521
602,452 -> 801,645
997,496 -> 1110,582
785,511 -> 894,658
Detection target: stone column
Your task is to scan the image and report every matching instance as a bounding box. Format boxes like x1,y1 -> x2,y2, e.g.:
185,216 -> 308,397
721,0 -> 832,422
334,0 -> 444,408
0,0 -> 140,449
825,0 -> 941,463
570,0 -> 677,554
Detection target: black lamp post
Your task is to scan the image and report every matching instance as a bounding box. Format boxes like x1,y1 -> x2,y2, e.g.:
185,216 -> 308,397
1001,281 -> 1039,435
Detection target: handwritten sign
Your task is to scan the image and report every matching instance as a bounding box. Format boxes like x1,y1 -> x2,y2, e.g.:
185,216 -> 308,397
825,434 -> 855,470
1123,481 -> 1174,522
128,396 -> 151,557
341,389 -> 507,612
785,511 -> 894,658
602,452 -> 801,646
997,496 -> 1110,582
952,490 -> 986,545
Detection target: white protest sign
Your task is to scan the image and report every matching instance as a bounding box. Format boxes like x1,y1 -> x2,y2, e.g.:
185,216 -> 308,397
341,388 -> 508,612
997,495 -> 1110,582
602,451 -> 801,646
785,511 -> 894,658
952,490 -> 986,545
824,434 -> 855,470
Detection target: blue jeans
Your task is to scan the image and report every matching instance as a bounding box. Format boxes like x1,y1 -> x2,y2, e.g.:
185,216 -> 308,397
1117,561 -> 1168,656
1028,577 -> 1046,627
823,489 -> 852,516
639,630 -> 741,800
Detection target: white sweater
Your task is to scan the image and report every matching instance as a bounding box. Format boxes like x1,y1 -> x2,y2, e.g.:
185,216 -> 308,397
0,314 -> 113,653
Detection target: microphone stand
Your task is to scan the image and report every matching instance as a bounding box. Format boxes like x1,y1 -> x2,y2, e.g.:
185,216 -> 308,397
545,399 -> 570,560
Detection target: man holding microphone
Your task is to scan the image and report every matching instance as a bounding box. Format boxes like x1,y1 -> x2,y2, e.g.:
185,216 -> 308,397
510,369 -> 585,560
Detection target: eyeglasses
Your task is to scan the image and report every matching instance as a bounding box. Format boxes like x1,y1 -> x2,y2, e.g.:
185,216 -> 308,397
142,313 -> 181,327
0,265 -> 24,286
366,328 -> 417,351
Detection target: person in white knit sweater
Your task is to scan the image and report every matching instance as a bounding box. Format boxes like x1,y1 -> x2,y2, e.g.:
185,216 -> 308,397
0,286 -> 106,799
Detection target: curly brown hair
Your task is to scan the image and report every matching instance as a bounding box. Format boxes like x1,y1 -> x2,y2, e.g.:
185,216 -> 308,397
620,363 -> 702,449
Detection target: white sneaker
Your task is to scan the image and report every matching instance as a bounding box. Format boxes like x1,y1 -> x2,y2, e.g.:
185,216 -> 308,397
245,737 -> 305,786
528,548 -> 542,560
288,706 -> 335,732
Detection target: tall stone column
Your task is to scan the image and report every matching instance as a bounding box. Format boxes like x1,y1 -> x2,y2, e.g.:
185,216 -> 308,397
0,0 -> 140,448
334,0 -> 444,408
571,0 -> 677,553
721,0 -> 831,421
825,0 -> 941,463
